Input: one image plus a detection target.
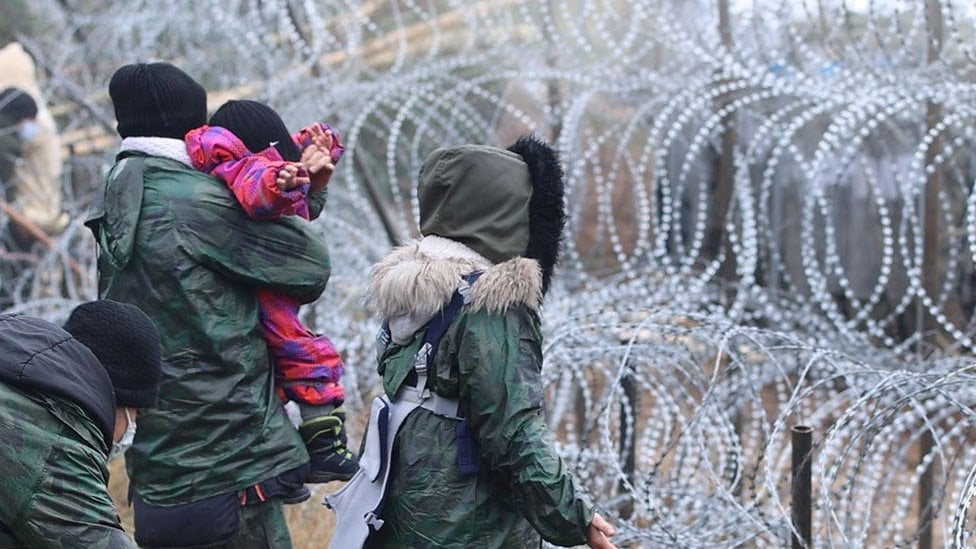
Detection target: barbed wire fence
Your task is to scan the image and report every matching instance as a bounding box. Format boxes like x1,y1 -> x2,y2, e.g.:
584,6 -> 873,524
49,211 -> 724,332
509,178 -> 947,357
5,0 -> 976,546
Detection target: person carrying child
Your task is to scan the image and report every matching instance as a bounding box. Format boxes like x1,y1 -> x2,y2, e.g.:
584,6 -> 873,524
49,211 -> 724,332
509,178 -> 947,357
185,99 -> 357,483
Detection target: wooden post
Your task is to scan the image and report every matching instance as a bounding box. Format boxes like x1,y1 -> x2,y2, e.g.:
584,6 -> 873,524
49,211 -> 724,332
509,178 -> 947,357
710,0 -> 738,295
353,153 -> 404,247
918,3 -> 944,547
545,0 -> 562,143
791,425 -> 813,548
917,429 -> 938,549
617,370 -> 638,519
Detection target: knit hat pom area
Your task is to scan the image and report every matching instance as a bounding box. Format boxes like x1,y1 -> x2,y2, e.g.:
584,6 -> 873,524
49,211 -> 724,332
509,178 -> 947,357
63,300 -> 162,408
109,62 -> 207,139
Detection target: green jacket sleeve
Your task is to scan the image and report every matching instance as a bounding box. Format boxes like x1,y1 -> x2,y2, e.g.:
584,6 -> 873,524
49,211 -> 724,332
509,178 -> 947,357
307,188 -> 327,220
15,440 -> 135,548
0,387 -> 134,549
456,307 -> 593,547
171,186 -> 331,304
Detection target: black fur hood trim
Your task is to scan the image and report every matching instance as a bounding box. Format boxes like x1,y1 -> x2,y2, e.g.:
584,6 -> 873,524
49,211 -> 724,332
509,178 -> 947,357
507,135 -> 566,294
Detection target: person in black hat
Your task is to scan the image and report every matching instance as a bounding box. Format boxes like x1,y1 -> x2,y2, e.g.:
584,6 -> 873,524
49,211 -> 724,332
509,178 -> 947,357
185,99 -> 357,484
0,300 -> 162,548
0,87 -> 41,306
85,62 -> 332,548
0,86 -> 69,238
0,85 -> 70,311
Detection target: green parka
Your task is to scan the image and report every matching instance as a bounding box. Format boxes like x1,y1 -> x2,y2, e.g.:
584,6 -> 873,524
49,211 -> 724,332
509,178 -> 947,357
364,238 -> 594,548
85,149 -> 330,504
0,313 -> 134,548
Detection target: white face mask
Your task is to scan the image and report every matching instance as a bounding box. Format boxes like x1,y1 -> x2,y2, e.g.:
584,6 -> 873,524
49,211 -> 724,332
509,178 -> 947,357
109,408 -> 137,461
18,120 -> 40,142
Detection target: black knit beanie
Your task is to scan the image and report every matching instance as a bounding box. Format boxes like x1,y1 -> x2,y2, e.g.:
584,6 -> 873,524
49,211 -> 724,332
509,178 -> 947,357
0,88 -> 38,122
63,300 -> 162,408
209,99 -> 301,162
109,62 -> 207,139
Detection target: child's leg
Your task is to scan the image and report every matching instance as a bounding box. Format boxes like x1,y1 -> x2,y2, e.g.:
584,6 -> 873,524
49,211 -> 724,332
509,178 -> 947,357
257,290 -> 358,482
294,396 -> 359,483
282,383 -> 358,482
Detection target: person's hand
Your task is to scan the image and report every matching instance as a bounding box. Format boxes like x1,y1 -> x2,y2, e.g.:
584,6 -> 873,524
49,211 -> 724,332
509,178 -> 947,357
301,125 -> 336,193
309,123 -> 335,155
276,163 -> 309,191
587,513 -> 617,549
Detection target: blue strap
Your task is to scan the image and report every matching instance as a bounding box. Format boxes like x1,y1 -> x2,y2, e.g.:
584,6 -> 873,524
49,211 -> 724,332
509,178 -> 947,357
367,400 -> 392,531
424,272 -> 482,477
369,271 -> 485,526
391,272 -> 482,390
421,271 -> 481,370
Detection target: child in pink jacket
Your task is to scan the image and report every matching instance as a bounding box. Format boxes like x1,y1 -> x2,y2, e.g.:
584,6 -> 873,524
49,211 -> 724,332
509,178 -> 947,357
185,99 -> 356,483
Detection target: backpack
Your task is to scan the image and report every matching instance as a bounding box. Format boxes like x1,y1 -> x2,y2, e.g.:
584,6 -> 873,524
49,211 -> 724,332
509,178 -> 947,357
324,273 -> 480,548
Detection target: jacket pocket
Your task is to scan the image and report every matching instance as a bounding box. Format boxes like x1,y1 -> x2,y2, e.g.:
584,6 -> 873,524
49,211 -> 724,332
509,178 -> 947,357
132,491 -> 240,548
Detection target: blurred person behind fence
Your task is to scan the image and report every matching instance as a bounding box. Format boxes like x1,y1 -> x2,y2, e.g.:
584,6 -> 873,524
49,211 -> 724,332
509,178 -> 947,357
0,300 -> 162,548
0,88 -> 37,188
86,61 -> 330,548
0,86 -> 69,307
0,86 -> 68,241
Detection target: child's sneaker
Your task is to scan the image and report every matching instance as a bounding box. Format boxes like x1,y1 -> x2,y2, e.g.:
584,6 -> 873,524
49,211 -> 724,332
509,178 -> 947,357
299,412 -> 359,483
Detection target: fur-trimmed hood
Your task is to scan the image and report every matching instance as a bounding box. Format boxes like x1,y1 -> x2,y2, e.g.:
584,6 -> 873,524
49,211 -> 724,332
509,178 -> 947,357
367,235 -> 543,344
417,136 -> 566,295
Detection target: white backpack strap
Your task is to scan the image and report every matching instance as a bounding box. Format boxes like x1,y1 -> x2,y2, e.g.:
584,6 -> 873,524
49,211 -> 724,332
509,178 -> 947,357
399,384 -> 463,420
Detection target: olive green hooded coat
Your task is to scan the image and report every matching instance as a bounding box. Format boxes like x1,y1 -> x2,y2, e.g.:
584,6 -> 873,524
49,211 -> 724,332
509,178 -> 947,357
86,147 -> 329,505
363,142 -> 593,548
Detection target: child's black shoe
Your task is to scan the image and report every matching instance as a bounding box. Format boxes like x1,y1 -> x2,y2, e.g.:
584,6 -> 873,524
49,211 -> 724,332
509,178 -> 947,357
299,413 -> 359,483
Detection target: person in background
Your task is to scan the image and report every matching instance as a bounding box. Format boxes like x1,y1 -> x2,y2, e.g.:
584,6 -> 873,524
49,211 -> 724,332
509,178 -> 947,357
0,86 -> 68,239
359,136 -> 617,548
185,99 -> 357,483
0,86 -> 69,308
0,87 -> 37,186
85,62 -> 331,548
0,300 -> 162,548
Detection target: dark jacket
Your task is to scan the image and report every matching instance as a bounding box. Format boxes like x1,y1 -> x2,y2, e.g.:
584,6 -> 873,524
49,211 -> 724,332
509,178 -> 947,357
0,313 -> 135,548
365,240 -> 593,548
86,148 -> 330,504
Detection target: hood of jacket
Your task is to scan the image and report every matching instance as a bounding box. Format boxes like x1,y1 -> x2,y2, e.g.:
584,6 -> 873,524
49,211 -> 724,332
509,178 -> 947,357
418,145 -> 532,266
0,314 -> 115,448
366,235 -> 542,344
417,137 -> 567,294
85,139 -> 193,270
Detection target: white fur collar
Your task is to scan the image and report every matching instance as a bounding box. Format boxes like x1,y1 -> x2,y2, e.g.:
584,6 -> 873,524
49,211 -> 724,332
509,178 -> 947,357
120,137 -> 193,168
367,237 -> 542,343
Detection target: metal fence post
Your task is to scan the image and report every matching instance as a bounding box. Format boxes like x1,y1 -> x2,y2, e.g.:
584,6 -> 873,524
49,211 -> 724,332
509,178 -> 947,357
791,425 -> 813,549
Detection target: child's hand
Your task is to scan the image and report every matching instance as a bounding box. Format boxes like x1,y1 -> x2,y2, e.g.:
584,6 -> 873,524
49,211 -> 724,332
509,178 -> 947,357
302,125 -> 336,193
309,123 -> 334,154
276,163 -> 310,191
